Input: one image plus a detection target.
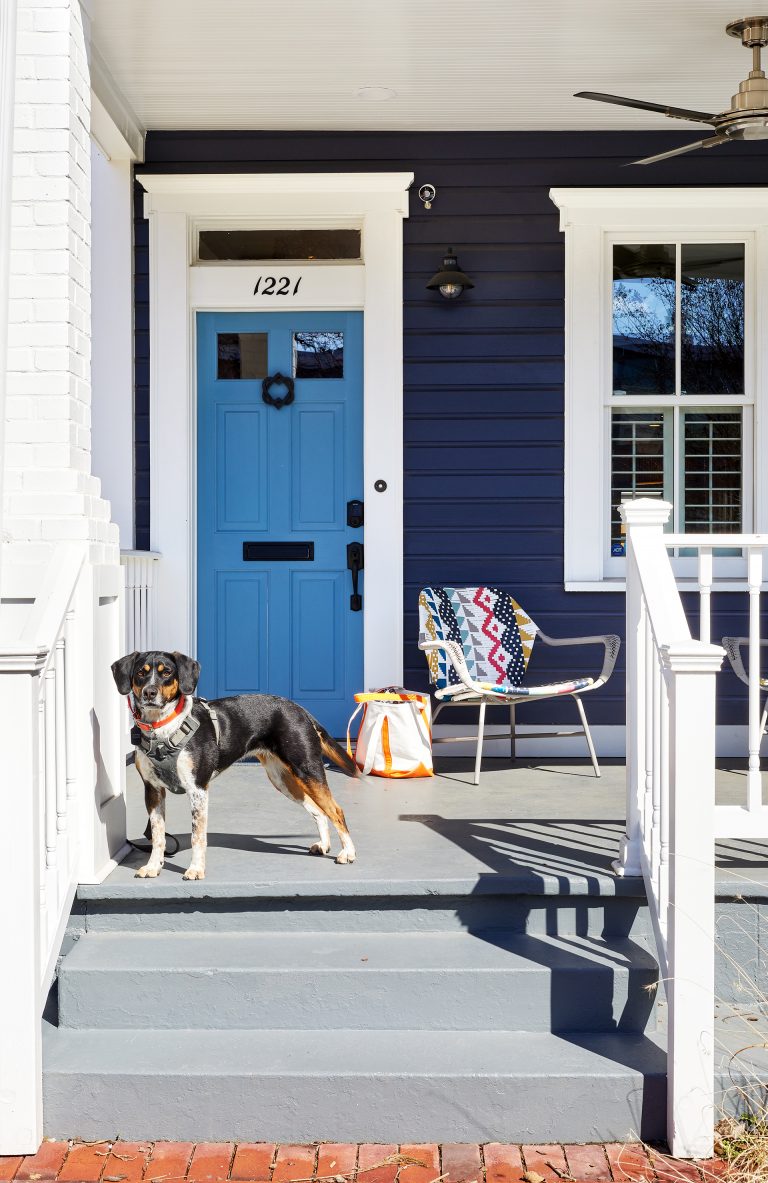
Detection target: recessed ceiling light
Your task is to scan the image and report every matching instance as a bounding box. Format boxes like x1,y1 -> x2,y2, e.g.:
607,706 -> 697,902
356,86 -> 397,102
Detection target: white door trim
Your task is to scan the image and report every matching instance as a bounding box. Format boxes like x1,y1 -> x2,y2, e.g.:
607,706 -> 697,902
139,171 -> 413,689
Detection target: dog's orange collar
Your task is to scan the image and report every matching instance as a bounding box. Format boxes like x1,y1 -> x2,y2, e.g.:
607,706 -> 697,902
128,694 -> 187,732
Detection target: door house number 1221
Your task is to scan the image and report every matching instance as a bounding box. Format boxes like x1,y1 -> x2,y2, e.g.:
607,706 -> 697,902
253,276 -> 303,296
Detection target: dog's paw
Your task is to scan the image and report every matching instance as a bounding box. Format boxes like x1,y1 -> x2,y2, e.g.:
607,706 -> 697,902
183,867 -> 205,880
309,842 -> 329,857
135,864 -> 161,878
335,850 -> 356,865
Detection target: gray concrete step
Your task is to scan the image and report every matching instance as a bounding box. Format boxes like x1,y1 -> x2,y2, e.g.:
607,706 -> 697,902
69,879 -> 651,939
42,1022 -> 667,1143
57,929 -> 659,1033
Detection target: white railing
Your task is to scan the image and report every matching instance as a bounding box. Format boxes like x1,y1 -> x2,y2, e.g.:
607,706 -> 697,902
619,499 -> 768,1161
0,544 -> 128,1153
121,550 -> 161,652
660,533 -> 768,840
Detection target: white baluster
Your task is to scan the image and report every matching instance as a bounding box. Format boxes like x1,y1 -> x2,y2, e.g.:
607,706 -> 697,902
644,615 -> 654,844
43,667 -> 57,873
698,547 -> 712,643
38,690 -> 46,920
64,610 -> 76,802
149,557 -> 156,650
614,545 -> 645,876
54,639 -> 66,837
658,669 -> 670,942
651,653 -> 661,882
747,547 -> 762,812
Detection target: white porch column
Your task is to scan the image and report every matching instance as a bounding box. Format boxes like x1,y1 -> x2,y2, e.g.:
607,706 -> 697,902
0,0 -> 18,579
6,0 -> 118,566
90,147 -> 135,545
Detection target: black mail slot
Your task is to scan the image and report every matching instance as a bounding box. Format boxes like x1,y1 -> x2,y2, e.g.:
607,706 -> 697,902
243,541 -> 314,561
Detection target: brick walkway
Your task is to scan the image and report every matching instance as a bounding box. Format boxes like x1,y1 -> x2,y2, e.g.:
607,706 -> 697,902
0,1142 -> 728,1183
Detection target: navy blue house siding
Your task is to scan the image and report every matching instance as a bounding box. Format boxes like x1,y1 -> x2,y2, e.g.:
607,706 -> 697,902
134,131 -> 768,728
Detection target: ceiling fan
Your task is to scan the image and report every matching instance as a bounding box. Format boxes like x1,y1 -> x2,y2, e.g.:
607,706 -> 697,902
575,16 -> 768,165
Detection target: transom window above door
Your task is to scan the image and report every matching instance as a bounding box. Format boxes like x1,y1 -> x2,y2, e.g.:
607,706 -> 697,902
198,228 -> 361,262
549,187 -> 768,590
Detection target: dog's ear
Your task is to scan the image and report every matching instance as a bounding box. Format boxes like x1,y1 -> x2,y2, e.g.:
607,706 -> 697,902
111,652 -> 139,695
172,651 -> 201,694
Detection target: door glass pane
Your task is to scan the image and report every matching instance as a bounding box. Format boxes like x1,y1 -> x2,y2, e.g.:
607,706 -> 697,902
682,410 -> 742,533
293,331 -> 344,379
200,229 -> 361,261
613,244 -> 675,395
610,410 -> 667,556
681,244 -> 744,395
217,332 -> 268,380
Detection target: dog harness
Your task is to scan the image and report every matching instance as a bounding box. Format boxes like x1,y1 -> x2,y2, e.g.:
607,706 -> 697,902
128,695 -> 221,789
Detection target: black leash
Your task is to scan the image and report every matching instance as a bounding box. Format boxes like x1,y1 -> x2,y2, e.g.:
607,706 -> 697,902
128,821 -> 180,858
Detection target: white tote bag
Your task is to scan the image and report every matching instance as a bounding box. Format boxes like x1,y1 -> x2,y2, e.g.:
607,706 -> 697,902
346,688 -> 433,778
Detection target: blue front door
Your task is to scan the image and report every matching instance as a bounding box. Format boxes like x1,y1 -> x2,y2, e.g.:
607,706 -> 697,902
197,311 -> 363,736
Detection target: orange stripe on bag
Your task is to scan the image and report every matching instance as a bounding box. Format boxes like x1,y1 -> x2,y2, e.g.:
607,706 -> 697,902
381,716 -> 392,773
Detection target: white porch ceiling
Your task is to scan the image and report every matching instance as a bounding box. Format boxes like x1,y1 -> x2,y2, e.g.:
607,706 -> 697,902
90,0 -> 757,133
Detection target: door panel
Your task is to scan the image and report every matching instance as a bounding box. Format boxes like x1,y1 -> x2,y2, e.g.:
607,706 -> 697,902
197,311 -> 363,735
217,405 -> 268,530
292,405 -> 344,530
216,571 -> 270,696
291,570 -> 345,696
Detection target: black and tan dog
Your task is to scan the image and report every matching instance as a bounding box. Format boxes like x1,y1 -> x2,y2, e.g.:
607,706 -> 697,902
111,650 -> 357,880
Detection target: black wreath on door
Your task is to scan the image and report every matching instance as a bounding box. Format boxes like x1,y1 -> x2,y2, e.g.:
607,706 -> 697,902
261,372 -> 295,410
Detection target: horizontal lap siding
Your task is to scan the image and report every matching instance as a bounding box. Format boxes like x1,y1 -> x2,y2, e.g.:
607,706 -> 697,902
136,130 -> 768,726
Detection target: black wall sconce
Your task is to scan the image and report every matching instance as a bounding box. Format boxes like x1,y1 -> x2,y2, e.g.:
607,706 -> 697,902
426,248 -> 474,300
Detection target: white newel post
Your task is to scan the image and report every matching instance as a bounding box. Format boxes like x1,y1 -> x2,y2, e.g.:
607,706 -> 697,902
614,498 -> 673,877
0,655 -> 43,1153
663,642 -> 722,1160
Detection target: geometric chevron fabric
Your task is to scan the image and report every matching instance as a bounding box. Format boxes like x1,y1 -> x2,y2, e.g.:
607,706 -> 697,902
418,585 -> 538,691
418,585 -> 592,698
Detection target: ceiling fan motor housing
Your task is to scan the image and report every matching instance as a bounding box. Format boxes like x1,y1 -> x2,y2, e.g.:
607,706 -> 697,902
726,16 -> 768,48
722,17 -> 768,128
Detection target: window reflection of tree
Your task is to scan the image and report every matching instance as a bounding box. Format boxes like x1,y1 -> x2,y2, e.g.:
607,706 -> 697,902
613,280 -> 675,393
613,274 -> 744,394
294,331 -> 344,379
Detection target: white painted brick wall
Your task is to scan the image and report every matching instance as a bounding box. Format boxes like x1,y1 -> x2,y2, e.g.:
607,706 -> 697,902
5,0 -> 119,564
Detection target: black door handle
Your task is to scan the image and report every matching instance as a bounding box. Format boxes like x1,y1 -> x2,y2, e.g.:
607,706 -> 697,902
346,542 -> 364,611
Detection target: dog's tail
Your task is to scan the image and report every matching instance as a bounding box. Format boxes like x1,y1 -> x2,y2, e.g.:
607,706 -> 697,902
312,719 -> 359,778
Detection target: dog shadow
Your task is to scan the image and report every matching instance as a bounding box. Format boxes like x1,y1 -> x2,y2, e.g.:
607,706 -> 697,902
123,830 -> 316,875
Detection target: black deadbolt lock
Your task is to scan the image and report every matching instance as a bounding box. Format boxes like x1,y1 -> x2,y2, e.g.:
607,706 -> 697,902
374,479 -> 387,493
347,499 -> 364,528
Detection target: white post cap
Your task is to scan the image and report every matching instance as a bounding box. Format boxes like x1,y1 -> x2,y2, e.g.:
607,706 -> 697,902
619,498 -> 673,529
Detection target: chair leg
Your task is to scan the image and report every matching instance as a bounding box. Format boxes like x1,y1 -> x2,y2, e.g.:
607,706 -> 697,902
510,704 -> 516,760
575,695 -> 600,777
474,702 -> 487,785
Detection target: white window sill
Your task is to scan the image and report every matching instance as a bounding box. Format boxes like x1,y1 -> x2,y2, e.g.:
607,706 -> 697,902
565,579 -> 758,593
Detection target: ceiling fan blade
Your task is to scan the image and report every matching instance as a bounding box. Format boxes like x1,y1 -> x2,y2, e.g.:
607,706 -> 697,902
575,91 -> 717,124
628,134 -> 733,166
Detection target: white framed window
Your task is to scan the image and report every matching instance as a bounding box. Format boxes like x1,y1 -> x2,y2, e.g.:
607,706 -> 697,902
549,188 -> 768,590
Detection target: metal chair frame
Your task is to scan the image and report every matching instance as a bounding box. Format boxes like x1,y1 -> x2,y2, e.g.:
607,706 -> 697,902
419,606 -> 620,784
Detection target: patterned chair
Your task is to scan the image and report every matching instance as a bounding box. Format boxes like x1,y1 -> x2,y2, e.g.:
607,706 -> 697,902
418,585 -> 620,783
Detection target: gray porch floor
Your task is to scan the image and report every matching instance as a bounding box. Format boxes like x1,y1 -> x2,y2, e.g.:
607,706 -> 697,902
87,757 -> 768,897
